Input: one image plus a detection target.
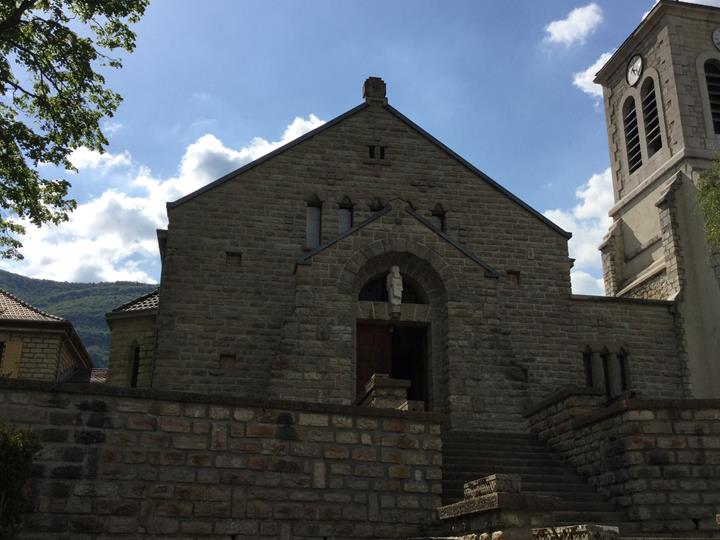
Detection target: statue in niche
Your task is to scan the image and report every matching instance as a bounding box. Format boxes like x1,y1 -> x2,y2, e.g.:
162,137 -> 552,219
386,265 -> 403,306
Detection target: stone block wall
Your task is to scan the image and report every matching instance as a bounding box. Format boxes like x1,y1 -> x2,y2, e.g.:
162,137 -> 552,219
106,313 -> 156,388
527,389 -> 720,534
0,379 -> 442,540
0,329 -> 64,381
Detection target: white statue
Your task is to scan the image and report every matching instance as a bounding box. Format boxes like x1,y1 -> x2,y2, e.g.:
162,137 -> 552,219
386,265 -> 403,306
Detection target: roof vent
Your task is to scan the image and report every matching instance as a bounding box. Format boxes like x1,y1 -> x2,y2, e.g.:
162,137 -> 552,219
363,77 -> 387,104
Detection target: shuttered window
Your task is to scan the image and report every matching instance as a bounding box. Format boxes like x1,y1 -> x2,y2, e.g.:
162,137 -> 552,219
705,60 -> 720,134
641,79 -> 662,157
623,97 -> 642,174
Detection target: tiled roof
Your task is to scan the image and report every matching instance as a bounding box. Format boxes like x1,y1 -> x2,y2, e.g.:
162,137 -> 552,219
112,288 -> 159,313
0,289 -> 64,322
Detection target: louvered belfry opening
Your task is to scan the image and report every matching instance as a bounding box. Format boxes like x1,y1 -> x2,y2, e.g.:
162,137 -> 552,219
623,97 -> 642,174
641,79 -> 662,157
705,60 -> 720,134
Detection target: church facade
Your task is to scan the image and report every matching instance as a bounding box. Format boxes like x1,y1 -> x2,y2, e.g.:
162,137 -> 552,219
103,3 -> 720,434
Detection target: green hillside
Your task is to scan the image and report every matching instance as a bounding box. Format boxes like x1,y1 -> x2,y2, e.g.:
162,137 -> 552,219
0,269 -> 157,367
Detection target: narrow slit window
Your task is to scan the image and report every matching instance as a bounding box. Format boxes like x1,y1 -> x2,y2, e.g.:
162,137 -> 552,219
705,60 -> 720,134
583,347 -> 594,388
600,349 -> 612,397
379,146 -> 386,159
130,343 -> 140,388
641,79 -> 662,157
306,196 -> 322,249
368,145 -> 376,159
623,97 -> 643,174
338,197 -> 354,234
618,349 -> 629,392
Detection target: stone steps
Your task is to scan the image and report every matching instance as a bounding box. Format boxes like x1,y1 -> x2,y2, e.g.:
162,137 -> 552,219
441,431 -> 635,533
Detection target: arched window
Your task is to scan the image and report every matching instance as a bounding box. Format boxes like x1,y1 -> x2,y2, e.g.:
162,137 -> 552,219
359,273 -> 427,304
641,78 -> 662,157
623,97 -> 643,173
129,342 -> 140,388
704,59 -> 720,134
306,195 -> 322,249
338,197 -> 353,234
369,197 -> 384,213
430,203 -> 445,232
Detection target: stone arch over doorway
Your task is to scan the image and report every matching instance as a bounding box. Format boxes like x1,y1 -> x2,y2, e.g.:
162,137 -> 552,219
339,243 -> 451,412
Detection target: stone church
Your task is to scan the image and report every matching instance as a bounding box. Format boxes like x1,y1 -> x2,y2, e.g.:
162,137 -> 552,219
73,0 -> 720,535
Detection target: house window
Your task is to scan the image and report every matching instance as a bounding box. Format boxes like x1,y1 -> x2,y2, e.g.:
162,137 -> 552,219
130,343 -> 140,388
338,197 -> 353,234
306,195 -> 322,249
600,348 -> 612,397
641,78 -> 662,157
623,97 -> 642,174
430,204 -> 445,231
704,59 -> 720,134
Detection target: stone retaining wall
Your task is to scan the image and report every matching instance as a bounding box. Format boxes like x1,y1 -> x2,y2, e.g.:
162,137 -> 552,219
0,379 -> 443,539
526,388 -> 720,534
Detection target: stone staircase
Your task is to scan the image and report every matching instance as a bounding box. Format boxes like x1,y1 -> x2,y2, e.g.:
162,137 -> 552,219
441,431 -> 636,534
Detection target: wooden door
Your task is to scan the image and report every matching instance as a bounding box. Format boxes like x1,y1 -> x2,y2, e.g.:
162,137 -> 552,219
356,324 -> 392,396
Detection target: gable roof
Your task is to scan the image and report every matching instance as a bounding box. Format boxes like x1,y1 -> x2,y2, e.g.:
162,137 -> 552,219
0,289 -> 64,322
295,199 -> 500,278
166,97 -> 571,240
107,288 -> 159,316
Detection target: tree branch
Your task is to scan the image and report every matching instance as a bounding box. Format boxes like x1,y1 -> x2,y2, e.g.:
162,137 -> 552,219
0,0 -> 39,35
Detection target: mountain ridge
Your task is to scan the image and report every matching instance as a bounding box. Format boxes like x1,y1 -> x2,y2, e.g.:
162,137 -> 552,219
0,269 -> 157,367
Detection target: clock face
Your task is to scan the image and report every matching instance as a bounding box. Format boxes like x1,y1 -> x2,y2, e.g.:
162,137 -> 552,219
713,28 -> 720,51
627,55 -> 643,86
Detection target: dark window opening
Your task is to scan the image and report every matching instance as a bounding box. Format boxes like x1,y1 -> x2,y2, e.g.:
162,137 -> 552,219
226,251 -> 242,266
368,145 -> 376,159
641,79 -> 662,157
430,203 -> 445,231
306,195 -> 322,249
583,347 -> 594,388
338,197 -> 354,233
130,344 -> 140,388
618,349 -> 629,392
600,349 -> 612,397
359,274 -> 427,304
379,146 -> 386,159
369,198 -> 384,212
623,97 -> 643,173
705,60 -> 720,134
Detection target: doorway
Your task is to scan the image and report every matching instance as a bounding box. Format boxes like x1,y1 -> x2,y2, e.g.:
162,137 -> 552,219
356,323 -> 428,404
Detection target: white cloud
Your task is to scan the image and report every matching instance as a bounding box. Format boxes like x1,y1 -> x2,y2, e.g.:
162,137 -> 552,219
67,147 -> 132,172
545,3 -> 603,46
571,270 -> 605,295
544,168 -> 614,295
102,121 -> 123,135
1,114 -> 325,283
573,51 -> 614,99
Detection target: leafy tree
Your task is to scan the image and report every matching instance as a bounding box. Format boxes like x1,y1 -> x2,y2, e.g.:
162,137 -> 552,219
0,424 -> 41,538
0,0 -> 148,258
698,156 -> 720,251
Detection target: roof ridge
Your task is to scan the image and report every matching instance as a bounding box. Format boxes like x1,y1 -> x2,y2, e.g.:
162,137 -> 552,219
111,287 -> 159,313
0,288 -> 64,321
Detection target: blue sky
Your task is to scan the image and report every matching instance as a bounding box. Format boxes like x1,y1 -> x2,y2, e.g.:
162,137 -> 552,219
4,0 -> 718,293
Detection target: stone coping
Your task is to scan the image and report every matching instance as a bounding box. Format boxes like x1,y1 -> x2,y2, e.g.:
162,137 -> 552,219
572,398 -> 720,430
437,492 -> 560,520
524,386 -> 604,417
0,378 -> 446,423
569,294 -> 674,306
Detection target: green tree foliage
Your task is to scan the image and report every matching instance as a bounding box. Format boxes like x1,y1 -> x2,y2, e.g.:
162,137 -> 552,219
698,157 -> 720,251
0,0 -> 148,258
0,424 -> 41,538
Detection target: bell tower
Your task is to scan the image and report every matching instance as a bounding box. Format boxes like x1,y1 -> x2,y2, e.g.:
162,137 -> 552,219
596,0 -> 720,397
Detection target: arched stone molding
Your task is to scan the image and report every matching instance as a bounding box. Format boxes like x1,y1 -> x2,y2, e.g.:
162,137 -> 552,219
337,238 -> 456,301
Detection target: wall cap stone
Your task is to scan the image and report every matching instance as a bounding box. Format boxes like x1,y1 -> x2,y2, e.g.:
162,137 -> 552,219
573,398 -> 720,430
524,386 -> 604,417
0,378 -> 446,423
